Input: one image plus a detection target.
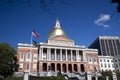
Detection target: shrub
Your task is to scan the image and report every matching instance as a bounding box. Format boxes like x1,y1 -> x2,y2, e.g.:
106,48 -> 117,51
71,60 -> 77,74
29,75 -> 66,80
116,71 -> 120,80
3,76 -> 23,80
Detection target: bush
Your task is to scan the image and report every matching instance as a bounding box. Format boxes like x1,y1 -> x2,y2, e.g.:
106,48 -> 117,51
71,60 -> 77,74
29,75 -> 66,80
1,75 -> 65,80
116,71 -> 120,80
2,76 -> 23,80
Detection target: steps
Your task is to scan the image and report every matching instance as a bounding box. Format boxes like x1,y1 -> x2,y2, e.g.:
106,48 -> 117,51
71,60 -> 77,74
63,72 -> 86,80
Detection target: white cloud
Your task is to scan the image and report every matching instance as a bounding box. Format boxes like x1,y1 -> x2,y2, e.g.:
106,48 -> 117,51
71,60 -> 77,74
94,14 -> 110,28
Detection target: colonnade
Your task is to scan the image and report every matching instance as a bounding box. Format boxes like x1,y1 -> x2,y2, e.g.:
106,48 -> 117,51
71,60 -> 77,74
39,48 -> 86,62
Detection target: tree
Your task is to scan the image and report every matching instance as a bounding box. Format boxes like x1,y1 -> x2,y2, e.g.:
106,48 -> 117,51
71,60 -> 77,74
0,0 -> 66,14
101,71 -> 111,79
0,43 -> 19,78
111,0 -> 120,13
116,71 -> 120,80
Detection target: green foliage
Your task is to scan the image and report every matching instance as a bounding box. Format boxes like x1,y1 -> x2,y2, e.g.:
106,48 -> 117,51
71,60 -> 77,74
100,71 -> 112,80
29,75 -> 66,80
0,76 -> 65,80
2,76 -> 23,80
101,71 -> 111,78
116,71 -> 120,80
0,43 -> 19,78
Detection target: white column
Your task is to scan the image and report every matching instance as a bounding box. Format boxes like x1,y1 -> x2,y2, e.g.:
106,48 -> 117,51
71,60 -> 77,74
49,48 -> 51,60
76,50 -> 79,61
71,50 -> 73,61
47,48 -> 49,60
39,47 -> 41,60
83,51 -> 86,62
42,48 -> 43,60
60,49 -> 62,61
75,50 -> 77,61
66,49 -> 68,61
55,49 -> 56,61
40,48 -> 43,60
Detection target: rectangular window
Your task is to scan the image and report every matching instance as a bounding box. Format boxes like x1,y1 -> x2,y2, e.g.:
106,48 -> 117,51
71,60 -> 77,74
88,56 -> 92,62
21,52 -> 24,59
94,56 -> 97,62
20,52 -> 24,61
104,59 -> 106,62
26,63 -> 29,70
115,60 -> 117,62
19,63 -> 23,70
111,60 -> 113,62
101,64 -> 103,68
90,65 -> 93,72
116,64 -> 118,68
27,53 -> 30,59
105,64 -> 106,68
33,53 -> 37,61
108,64 -> 110,68
33,64 -> 37,70
112,64 -> 114,68
26,52 -> 31,61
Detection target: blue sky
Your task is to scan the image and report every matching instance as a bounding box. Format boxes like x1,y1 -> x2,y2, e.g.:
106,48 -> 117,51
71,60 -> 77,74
0,0 -> 120,50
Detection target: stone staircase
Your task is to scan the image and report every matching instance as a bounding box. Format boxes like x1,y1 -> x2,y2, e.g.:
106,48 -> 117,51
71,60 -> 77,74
62,72 -> 86,80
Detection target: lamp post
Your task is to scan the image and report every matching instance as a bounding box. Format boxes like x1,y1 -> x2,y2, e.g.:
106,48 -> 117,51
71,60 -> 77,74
36,44 -> 40,76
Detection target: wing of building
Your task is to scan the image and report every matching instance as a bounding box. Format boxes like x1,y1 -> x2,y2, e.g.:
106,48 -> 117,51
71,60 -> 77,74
17,19 -> 100,76
89,36 -> 120,71
89,36 -> 120,56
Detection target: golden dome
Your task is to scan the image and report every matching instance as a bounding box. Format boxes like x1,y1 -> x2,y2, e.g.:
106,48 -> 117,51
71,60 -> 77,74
48,19 -> 66,38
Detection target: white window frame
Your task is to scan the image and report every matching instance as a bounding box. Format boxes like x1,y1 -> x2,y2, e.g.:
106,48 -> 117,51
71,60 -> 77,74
26,52 -> 31,61
19,63 -> 23,70
33,53 -> 37,61
90,65 -> 93,72
20,52 -> 24,61
88,56 -> 92,64
26,63 -> 30,70
33,64 -> 37,70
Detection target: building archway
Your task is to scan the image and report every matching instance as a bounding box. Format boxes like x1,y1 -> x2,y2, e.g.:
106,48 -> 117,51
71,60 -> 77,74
63,64 -> 66,72
43,63 -> 47,71
51,63 -> 55,71
68,64 -> 72,72
81,64 -> 85,72
57,63 -> 61,72
74,64 -> 78,72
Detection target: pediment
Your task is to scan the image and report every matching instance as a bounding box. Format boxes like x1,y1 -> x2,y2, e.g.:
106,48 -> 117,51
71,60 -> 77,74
48,35 -> 73,41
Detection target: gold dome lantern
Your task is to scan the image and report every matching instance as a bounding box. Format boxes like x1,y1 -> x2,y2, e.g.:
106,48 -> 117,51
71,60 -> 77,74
48,19 -> 66,38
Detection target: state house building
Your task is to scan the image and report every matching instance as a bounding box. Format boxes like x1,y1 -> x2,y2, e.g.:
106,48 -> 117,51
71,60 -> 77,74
17,20 -> 100,76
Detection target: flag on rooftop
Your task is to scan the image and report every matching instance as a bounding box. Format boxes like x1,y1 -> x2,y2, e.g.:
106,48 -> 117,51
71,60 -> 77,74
32,30 -> 40,38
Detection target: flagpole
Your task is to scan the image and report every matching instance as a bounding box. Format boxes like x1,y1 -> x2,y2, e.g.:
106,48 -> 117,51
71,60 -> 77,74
29,31 -> 33,73
31,31 -> 33,45
30,30 -> 39,75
